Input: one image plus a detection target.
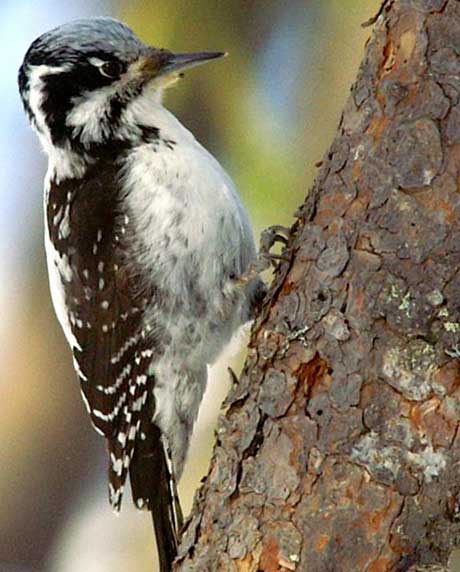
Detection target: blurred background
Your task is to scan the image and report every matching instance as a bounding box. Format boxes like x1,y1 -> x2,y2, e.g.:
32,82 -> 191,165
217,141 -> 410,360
0,1 -> 383,571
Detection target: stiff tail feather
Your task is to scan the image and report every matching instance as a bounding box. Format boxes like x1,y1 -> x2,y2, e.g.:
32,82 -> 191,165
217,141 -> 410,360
130,422 -> 183,572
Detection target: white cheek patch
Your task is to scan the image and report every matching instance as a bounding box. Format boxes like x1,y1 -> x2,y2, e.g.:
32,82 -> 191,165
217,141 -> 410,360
66,62 -> 147,145
66,85 -> 119,144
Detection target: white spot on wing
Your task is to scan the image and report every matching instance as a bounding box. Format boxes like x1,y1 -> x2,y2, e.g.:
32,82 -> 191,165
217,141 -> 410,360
96,363 -> 132,394
73,356 -> 88,381
110,453 -> 123,476
111,334 -> 140,364
92,392 -> 127,422
58,205 -> 71,239
80,388 -> 91,413
44,220 -> 81,351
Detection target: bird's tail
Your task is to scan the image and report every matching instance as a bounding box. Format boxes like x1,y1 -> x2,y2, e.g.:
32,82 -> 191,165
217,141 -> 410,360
130,422 -> 183,572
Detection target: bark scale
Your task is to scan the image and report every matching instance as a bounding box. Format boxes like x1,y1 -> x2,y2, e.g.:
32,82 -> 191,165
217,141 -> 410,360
175,1 -> 460,570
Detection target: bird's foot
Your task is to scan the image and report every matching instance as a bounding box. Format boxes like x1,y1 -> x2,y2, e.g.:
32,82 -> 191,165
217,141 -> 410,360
239,225 -> 291,284
259,225 -> 291,254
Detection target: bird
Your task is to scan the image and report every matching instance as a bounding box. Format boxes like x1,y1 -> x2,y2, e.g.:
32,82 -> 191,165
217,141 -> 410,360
18,17 -> 264,571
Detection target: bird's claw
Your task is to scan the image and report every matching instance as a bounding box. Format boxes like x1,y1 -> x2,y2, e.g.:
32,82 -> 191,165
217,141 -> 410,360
238,225 -> 291,284
259,225 -> 291,253
258,224 -> 291,271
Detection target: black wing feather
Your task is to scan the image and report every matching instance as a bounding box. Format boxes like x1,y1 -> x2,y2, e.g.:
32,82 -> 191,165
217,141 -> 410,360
46,158 -> 174,522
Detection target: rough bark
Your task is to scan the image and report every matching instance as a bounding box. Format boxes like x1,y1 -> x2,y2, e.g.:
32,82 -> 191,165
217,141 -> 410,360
175,1 -> 460,570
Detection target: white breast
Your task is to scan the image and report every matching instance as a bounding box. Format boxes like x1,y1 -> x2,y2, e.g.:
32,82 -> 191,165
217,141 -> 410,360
121,101 -> 255,299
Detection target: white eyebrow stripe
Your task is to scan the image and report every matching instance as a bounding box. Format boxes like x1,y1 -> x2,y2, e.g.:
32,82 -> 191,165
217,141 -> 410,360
89,57 -> 105,67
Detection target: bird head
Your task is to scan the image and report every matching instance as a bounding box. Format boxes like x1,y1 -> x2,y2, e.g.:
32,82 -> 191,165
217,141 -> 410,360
18,18 -> 225,155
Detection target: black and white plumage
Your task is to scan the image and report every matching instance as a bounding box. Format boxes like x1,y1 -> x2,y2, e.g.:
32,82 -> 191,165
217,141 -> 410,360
18,17 -> 263,571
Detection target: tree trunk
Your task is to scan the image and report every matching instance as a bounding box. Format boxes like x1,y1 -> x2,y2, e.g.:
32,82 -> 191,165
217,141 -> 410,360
175,1 -> 460,570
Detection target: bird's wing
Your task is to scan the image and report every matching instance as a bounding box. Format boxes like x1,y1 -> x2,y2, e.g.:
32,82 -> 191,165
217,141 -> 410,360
46,163 -> 159,511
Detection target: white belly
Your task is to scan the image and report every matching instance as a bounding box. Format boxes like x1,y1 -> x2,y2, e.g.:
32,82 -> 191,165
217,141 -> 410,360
120,134 -> 256,475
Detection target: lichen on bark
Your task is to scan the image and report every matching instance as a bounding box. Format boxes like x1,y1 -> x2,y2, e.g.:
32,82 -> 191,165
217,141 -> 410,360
175,1 -> 460,570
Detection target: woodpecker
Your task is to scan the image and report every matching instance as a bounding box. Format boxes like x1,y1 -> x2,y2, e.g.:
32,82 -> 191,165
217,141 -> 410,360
18,17 -> 263,571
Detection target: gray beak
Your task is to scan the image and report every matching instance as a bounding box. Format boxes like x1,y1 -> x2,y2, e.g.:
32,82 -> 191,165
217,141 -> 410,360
159,51 -> 226,76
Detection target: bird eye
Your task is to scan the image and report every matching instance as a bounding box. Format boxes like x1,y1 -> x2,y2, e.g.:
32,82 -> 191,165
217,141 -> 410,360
99,61 -> 124,79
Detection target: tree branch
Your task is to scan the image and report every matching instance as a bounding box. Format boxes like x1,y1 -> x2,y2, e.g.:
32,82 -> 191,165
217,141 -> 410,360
175,0 -> 460,570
